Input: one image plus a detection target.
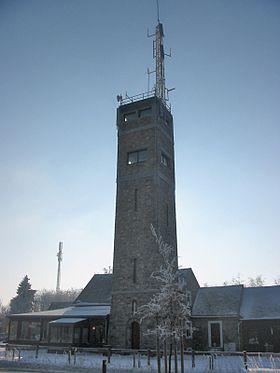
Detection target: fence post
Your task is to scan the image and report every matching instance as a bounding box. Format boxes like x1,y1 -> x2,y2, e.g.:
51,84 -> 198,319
107,347 -> 111,364
68,348 -> 71,364
133,352 -> 136,368
208,354 -> 214,370
35,344 -> 39,358
192,350 -> 195,368
243,350 -> 248,370
18,349 -> 21,361
12,348 -> 15,360
73,348 -> 77,365
147,349 -> 151,366
102,359 -> 107,373
138,352 -> 141,368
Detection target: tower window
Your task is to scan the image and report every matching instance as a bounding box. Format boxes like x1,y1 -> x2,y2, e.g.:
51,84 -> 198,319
139,107 -> 152,118
186,291 -> 192,306
134,189 -> 138,211
133,258 -> 137,283
127,149 -> 147,165
124,111 -> 137,122
161,152 -> 169,167
132,300 -> 137,314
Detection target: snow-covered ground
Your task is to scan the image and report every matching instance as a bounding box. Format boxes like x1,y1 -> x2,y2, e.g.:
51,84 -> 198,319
1,347 -> 280,372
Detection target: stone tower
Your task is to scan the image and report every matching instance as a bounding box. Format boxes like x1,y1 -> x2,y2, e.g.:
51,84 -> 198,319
109,21 -> 177,349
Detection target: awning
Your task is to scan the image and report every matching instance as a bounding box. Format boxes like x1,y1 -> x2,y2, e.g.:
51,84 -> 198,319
49,318 -> 87,325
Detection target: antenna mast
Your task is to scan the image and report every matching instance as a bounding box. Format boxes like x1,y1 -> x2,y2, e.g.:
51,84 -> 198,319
152,0 -> 170,104
56,242 -> 63,293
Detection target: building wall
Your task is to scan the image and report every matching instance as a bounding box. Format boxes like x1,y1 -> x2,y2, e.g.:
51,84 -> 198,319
241,319 -> 280,352
109,97 -> 177,348
192,317 -> 240,351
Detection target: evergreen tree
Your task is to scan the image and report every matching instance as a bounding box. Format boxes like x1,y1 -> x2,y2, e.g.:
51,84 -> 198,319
10,275 -> 36,314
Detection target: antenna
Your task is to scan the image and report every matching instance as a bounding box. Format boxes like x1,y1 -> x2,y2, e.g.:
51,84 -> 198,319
147,0 -> 173,105
56,242 -> 63,293
156,0 -> 160,22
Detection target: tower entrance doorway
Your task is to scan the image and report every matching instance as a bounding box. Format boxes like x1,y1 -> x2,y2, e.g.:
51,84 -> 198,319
131,321 -> 140,349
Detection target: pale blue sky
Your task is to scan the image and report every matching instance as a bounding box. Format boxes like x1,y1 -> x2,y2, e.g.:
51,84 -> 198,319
0,0 -> 279,305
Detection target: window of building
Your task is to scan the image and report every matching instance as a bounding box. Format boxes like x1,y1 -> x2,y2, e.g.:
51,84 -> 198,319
50,326 -> 72,343
186,291 -> 192,307
124,111 -> 137,122
134,189 -> 138,211
20,321 -> 41,341
9,321 -> 18,341
139,107 -> 152,118
133,258 -> 137,283
186,321 -> 192,339
127,149 -> 147,165
208,321 -> 223,349
132,300 -> 137,315
161,152 -> 169,167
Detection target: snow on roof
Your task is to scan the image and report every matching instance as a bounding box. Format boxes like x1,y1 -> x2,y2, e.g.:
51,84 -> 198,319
49,318 -> 87,325
240,286 -> 280,320
192,285 -> 243,317
9,304 -> 111,319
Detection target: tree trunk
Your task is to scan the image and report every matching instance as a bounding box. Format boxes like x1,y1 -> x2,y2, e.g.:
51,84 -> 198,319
156,332 -> 161,373
168,340 -> 172,373
180,334 -> 184,373
174,337 -> 178,373
164,339 -> 168,373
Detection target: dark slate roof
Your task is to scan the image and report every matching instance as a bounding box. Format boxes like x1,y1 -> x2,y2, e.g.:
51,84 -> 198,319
240,286 -> 280,320
192,285 -> 243,317
178,268 -> 200,289
74,274 -> 112,304
178,268 -> 200,305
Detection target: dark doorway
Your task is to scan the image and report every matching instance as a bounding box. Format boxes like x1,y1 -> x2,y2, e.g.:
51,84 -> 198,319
209,322 -> 222,348
131,321 -> 140,349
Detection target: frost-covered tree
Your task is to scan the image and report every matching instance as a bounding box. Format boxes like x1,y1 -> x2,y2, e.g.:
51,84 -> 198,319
34,288 -> 82,311
0,300 -> 9,338
138,225 -> 190,373
247,275 -> 265,287
9,275 -> 36,314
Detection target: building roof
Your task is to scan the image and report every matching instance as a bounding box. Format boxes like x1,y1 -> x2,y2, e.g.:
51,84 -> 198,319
240,286 -> 280,320
192,285 -> 243,317
9,304 -> 110,319
178,268 -> 200,288
74,274 -> 112,305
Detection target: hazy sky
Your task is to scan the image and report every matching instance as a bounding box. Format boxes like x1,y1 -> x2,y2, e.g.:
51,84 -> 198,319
0,0 -> 279,305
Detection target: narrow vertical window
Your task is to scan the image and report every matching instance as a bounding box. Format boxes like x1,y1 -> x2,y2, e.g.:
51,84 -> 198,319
133,258 -> 137,283
134,189 -> 138,212
132,300 -> 137,314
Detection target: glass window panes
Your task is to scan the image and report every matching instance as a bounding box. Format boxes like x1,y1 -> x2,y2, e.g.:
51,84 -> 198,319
139,107 -> 152,118
124,111 -> 137,122
128,151 -> 138,165
161,153 -> 169,167
127,149 -> 147,165
138,149 -> 147,162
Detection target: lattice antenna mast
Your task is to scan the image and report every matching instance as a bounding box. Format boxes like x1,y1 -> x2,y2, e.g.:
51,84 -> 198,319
155,0 -> 166,102
56,241 -> 63,293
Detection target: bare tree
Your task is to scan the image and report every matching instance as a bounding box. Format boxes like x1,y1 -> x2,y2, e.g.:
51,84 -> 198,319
247,275 -> 265,287
34,288 -> 82,311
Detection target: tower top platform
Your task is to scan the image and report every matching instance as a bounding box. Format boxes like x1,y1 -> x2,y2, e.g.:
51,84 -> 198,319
117,89 -> 171,112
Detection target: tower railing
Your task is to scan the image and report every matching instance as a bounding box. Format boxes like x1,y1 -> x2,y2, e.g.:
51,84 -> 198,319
117,89 -> 171,112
